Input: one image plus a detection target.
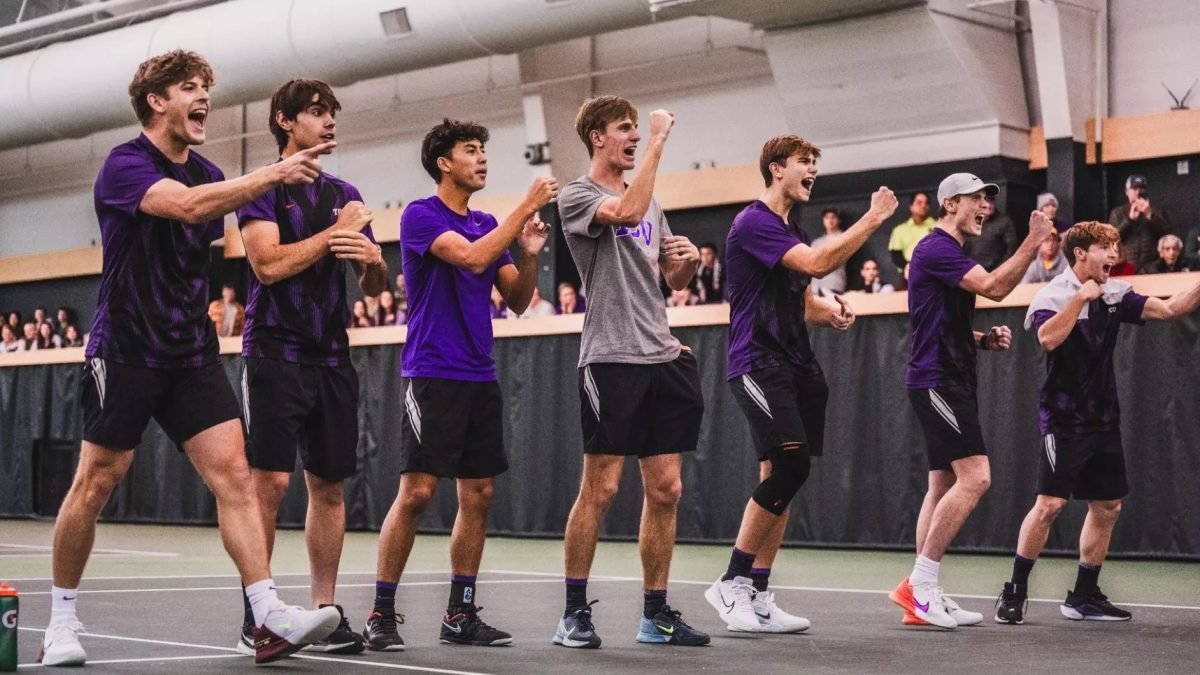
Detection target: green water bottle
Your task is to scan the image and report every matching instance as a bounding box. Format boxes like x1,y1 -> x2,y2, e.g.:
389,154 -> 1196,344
0,582 -> 16,672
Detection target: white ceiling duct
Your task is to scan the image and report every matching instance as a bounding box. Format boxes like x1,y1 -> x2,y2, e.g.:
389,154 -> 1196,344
0,0 -> 656,150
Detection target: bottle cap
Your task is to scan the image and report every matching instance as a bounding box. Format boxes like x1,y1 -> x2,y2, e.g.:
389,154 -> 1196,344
0,582 -> 16,596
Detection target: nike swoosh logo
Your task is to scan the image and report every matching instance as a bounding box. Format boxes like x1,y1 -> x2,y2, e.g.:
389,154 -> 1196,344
655,624 -> 675,634
914,599 -> 930,613
443,622 -> 462,634
719,590 -> 734,611
755,612 -> 771,620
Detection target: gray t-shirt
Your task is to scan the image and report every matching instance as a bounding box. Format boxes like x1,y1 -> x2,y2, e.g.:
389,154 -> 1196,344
559,175 -> 681,366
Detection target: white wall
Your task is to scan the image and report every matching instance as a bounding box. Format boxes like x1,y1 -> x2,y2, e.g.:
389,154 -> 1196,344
1109,0 -> 1200,116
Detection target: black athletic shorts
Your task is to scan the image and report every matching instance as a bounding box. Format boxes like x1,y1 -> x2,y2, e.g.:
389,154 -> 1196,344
1037,430 -> 1128,501
399,377 -> 508,479
907,384 -> 987,471
578,350 -> 704,457
242,358 -> 360,482
729,366 -> 828,461
81,356 -> 241,449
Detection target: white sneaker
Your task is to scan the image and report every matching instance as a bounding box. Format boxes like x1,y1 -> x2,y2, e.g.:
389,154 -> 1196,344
254,604 -> 341,664
39,619 -> 87,666
890,577 -> 956,630
728,591 -> 810,633
942,593 -> 983,626
704,576 -> 759,632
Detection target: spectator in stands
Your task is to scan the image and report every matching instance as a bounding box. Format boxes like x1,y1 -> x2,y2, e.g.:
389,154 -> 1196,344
888,191 -> 936,277
556,282 -> 585,314
211,283 -> 245,337
20,322 -> 39,351
1110,174 -> 1171,270
38,321 -> 62,349
1138,234 -> 1190,274
508,287 -> 556,319
348,299 -> 376,328
377,289 -> 400,325
1036,192 -> 1069,233
490,286 -> 508,319
811,207 -> 848,297
63,324 -> 84,348
1185,224 -> 1200,271
696,242 -> 724,303
852,258 -> 894,293
1021,230 -> 1069,283
394,272 -> 409,320
33,307 -> 48,329
6,311 -> 20,331
667,283 -> 701,307
1111,242 -> 1136,277
1,324 -> 19,353
55,307 -> 74,335
963,197 -> 1017,271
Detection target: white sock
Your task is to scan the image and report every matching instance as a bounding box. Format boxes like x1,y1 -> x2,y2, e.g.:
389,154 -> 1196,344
245,579 -> 283,626
50,586 -> 79,623
910,555 -> 940,586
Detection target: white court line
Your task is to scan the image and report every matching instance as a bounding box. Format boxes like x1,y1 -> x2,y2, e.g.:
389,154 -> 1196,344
17,626 -> 491,674
18,654 -> 245,668
18,578 -> 570,596
4,570 -> 443,582
0,543 -> 176,558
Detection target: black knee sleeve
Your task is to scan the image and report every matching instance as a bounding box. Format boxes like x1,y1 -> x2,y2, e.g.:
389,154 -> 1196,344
751,442 -> 812,516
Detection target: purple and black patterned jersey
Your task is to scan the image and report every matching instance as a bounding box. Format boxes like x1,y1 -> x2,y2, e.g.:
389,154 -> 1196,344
906,228 -> 981,390
237,173 -> 375,366
1028,283 -> 1148,435
725,200 -> 820,380
87,134 -> 226,368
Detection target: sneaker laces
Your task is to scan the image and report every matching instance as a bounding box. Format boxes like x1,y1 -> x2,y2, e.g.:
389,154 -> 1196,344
453,606 -> 497,633
569,600 -> 599,632
46,619 -> 84,640
941,592 -> 962,611
755,590 -> 777,610
655,605 -> 694,629
373,611 -> 405,633
728,579 -> 755,605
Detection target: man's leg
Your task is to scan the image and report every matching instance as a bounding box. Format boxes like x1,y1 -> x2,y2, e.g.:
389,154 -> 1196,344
563,454 -> 625,590
250,469 -> 291,560
915,470 -> 956,554
1061,499 -> 1130,621
919,455 -> 991,561
52,442 -> 134,592
1080,499 -> 1121,569
638,453 -> 682,597
304,472 -> 346,607
994,495 -> 1066,625
749,461 -> 789,581
440,478 -> 512,646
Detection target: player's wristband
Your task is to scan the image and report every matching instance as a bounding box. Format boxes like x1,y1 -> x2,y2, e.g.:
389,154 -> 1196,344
978,333 -> 990,350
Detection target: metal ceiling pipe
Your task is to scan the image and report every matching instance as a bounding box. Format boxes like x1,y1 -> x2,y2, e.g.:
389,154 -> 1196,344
0,0 -> 654,150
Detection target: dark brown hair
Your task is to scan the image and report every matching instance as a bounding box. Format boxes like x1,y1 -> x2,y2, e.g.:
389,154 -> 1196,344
759,135 -> 822,187
1063,221 -> 1120,265
421,118 -> 490,183
268,79 -> 341,151
575,96 -> 638,157
128,50 -> 214,125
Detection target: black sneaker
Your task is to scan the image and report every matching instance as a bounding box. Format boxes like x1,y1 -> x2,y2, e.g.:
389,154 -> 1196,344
440,606 -> 513,646
363,610 -> 407,651
553,601 -> 601,649
235,620 -> 255,655
305,604 -> 365,654
1060,588 -> 1132,622
994,582 -> 1028,625
636,606 -> 710,646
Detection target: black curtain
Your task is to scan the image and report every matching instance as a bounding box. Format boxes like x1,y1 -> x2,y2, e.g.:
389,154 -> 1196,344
3,307 -> 1198,559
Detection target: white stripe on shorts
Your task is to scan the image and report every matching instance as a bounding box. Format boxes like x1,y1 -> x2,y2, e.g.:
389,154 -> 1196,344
928,389 -> 961,434
582,365 -> 601,419
742,374 -> 773,420
405,382 -> 423,445
1043,433 -> 1057,472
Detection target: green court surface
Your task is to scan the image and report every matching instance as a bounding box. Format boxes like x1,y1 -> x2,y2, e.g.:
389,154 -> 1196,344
2,520 -> 1197,673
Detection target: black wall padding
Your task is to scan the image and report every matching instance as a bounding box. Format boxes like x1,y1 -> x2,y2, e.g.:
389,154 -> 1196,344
2,307 -> 1197,559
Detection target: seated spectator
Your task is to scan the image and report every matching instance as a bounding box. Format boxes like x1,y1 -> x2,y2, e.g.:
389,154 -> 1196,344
38,322 -> 62,349
348,299 -> 376,328
1138,234 -> 1190,274
395,273 -> 409,321
1036,192 -> 1070,233
55,307 -> 74,335
1021,230 -> 1069,283
888,192 -> 936,271
508,288 -> 556,319
697,242 -> 725,303
6,312 -> 19,331
63,324 -> 84,348
32,307 -> 48,330
216,283 -> 245,337
556,282 -> 586,315
1,324 -> 19,353
1185,224 -> 1200,271
20,322 -> 39,351
1109,174 -> 1171,270
811,208 -> 847,297
490,286 -> 508,319
377,289 -> 400,326
852,258 -> 894,293
963,197 -> 1017,271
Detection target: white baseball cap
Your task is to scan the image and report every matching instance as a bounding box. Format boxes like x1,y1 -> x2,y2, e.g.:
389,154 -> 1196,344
936,173 -> 999,204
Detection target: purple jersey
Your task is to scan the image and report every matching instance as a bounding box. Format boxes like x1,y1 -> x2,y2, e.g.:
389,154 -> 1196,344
400,196 -> 514,381
87,134 -> 225,368
725,200 -> 820,380
1029,291 -> 1147,435
906,228 -> 981,389
237,173 -> 375,366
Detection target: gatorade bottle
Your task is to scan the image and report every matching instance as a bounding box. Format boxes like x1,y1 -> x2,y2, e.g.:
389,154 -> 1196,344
0,582 -> 17,672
